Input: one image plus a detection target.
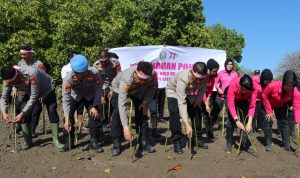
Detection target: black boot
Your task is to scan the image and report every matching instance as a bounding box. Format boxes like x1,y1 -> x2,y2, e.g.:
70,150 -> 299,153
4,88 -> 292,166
196,136 -> 208,149
264,122 -> 273,152
140,134 -> 156,153
204,114 -> 215,141
225,128 -> 233,153
89,130 -> 103,153
280,125 -> 292,151
174,140 -> 183,154
30,120 -> 38,138
112,137 -> 121,156
206,129 -> 215,141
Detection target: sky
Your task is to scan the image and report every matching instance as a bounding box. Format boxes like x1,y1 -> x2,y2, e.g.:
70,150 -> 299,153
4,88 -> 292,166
203,0 -> 300,74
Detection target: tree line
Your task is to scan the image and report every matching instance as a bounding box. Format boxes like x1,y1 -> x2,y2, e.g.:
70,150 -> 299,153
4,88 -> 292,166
0,0 -> 245,83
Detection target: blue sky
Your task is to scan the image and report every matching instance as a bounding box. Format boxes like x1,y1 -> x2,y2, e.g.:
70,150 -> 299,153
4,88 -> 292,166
203,0 -> 300,74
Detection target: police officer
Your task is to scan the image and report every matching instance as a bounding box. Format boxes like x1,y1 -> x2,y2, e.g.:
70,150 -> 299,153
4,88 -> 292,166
93,48 -> 120,125
61,50 -> 86,131
0,66 -> 64,150
16,44 -> 46,138
61,55 -> 103,152
110,61 -> 157,156
166,62 -> 209,154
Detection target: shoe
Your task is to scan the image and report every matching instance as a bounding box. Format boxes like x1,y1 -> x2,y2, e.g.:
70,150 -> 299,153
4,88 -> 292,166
142,144 -> 156,153
32,130 -> 38,138
198,139 -> 208,149
258,129 -> 264,137
224,144 -> 232,153
174,141 -> 183,154
90,138 -> 104,153
140,134 -> 156,153
265,145 -> 272,152
207,130 -> 215,139
246,146 -> 256,153
112,138 -> 121,156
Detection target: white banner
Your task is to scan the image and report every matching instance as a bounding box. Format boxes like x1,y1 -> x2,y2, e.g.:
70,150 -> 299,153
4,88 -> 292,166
110,45 -> 226,88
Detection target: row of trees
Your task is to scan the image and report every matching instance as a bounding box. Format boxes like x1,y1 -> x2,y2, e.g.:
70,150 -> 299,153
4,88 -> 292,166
0,0 -> 245,82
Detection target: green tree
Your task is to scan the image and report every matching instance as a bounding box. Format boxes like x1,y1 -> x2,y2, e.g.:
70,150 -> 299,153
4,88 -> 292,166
0,0 -> 245,83
208,24 -> 245,63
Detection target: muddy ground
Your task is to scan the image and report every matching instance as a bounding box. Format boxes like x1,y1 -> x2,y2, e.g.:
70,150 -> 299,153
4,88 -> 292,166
0,109 -> 299,178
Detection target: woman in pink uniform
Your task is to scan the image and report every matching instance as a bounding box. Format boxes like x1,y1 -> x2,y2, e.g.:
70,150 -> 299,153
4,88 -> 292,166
225,75 -> 258,153
262,70 -> 299,151
211,59 -> 239,125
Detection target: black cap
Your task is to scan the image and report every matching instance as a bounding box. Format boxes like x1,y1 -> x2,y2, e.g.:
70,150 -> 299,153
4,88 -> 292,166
254,70 -> 260,75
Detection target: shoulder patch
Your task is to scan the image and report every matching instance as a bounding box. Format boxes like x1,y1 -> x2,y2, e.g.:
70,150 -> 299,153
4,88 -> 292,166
95,76 -> 101,84
30,75 -> 37,85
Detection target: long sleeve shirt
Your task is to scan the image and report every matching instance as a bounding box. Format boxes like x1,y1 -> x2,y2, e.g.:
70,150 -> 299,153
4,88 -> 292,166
202,75 -> 216,102
227,77 -> 258,118
93,60 -> 118,90
262,81 -> 293,114
214,70 -> 239,99
18,58 -> 46,71
1,66 -> 54,114
166,69 -> 209,122
62,67 -> 102,118
111,66 -> 158,127
293,88 -> 300,123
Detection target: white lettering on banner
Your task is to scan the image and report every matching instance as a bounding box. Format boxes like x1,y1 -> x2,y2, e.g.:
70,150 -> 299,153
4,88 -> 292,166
110,45 -> 226,88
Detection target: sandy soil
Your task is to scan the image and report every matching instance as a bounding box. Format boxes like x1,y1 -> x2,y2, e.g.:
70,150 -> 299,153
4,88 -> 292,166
0,101 -> 300,178
0,112 -> 299,178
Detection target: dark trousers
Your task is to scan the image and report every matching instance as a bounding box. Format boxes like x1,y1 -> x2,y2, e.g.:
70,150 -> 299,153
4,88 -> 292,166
211,96 -> 225,124
19,91 -> 59,124
167,97 -> 202,143
110,93 -> 149,140
201,102 -> 213,131
157,88 -> 166,120
30,101 -> 42,132
226,100 -> 251,148
273,105 -> 294,147
68,97 -> 101,131
252,101 -> 265,131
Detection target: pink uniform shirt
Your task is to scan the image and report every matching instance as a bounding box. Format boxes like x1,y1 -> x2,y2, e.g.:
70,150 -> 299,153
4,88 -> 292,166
214,70 -> 239,99
227,77 -> 258,118
262,81 -> 293,114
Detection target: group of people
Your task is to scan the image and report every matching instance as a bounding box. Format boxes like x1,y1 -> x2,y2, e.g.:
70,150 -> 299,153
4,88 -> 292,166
1,44 -> 299,157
